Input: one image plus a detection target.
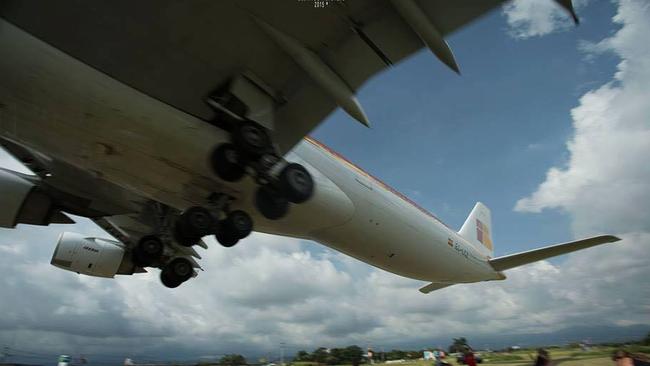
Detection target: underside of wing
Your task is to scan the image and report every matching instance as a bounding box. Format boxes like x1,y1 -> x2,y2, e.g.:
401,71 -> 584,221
0,0 -> 525,152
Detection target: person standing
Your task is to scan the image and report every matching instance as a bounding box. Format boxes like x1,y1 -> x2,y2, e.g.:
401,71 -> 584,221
533,348 -> 550,366
613,350 -> 634,366
463,349 -> 477,366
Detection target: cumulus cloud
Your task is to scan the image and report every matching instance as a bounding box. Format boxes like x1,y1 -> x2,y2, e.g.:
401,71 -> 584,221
503,0 -> 585,39
515,0 -> 650,236
513,0 -> 650,339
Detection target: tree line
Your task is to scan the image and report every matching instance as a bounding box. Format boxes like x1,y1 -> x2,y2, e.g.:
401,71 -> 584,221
294,346 -> 364,366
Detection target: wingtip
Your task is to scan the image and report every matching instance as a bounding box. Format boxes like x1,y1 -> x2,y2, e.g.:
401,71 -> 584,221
555,0 -> 580,26
447,60 -> 461,75
346,97 -> 371,128
598,234 -> 622,243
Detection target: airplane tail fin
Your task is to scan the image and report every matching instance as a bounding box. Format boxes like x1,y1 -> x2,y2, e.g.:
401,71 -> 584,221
488,235 -> 620,271
459,202 -> 494,256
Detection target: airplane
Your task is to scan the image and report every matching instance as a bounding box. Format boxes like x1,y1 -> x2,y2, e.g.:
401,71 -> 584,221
0,0 -> 619,291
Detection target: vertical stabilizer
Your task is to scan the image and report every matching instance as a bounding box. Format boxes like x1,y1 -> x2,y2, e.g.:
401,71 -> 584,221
459,202 -> 493,255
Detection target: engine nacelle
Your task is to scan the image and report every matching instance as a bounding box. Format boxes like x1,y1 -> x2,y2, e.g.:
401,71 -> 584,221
0,168 -> 54,228
50,232 -> 135,278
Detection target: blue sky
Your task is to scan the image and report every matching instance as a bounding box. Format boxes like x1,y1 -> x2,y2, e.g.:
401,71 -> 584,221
1,0 -> 649,361
314,0 -> 618,256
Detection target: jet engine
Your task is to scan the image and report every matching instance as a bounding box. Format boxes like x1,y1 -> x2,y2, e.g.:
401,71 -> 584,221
50,232 -> 137,278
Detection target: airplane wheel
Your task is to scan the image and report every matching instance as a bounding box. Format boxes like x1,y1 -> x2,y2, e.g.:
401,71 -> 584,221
167,257 -> 194,282
279,163 -> 314,204
255,186 -> 289,220
160,270 -> 182,288
233,121 -> 272,157
176,206 -> 215,246
133,235 -> 164,267
215,230 -> 239,248
224,210 -> 253,239
211,143 -> 245,182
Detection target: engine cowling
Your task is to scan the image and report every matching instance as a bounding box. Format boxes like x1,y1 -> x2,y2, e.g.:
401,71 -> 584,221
0,168 -> 54,228
50,232 -> 136,278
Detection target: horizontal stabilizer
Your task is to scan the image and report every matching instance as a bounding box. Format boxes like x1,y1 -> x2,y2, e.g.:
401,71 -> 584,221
419,282 -> 454,294
489,235 -> 620,272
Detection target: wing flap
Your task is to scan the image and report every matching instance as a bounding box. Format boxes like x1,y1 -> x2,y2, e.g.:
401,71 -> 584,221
489,235 -> 621,272
419,282 -> 454,294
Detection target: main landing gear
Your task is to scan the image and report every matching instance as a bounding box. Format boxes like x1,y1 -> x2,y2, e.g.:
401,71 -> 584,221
129,198 -> 255,289
174,201 -> 253,248
210,120 -> 315,221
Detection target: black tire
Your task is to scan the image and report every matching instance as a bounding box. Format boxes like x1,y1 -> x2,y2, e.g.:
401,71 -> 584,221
215,229 -> 240,248
178,206 -> 215,245
279,163 -> 314,204
211,143 -> 245,182
254,186 -> 289,220
167,257 -> 194,282
133,235 -> 164,266
232,121 -> 272,157
160,270 -> 183,288
223,210 -> 253,239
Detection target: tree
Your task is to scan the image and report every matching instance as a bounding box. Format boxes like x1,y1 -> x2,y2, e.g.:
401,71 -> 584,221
327,348 -> 344,365
342,345 -> 364,366
386,350 -> 407,361
448,337 -> 469,353
295,350 -> 312,362
643,332 -> 650,346
312,347 -> 329,364
219,354 -> 247,366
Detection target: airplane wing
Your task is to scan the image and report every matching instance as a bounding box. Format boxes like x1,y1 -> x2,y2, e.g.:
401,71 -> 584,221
488,235 -> 621,272
0,0 -> 561,153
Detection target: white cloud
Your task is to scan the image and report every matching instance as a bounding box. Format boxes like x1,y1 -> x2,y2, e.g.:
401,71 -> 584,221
512,0 -> 650,341
503,0 -> 585,39
515,0 -> 650,236
1,225 -> 648,359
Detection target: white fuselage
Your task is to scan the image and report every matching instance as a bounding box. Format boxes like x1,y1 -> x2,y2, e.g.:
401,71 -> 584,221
0,19 -> 500,284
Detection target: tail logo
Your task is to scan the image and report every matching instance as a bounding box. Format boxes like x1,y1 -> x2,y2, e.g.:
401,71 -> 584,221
476,219 -> 493,250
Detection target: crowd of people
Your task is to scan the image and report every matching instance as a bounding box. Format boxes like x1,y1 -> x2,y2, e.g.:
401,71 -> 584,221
425,346 -> 649,366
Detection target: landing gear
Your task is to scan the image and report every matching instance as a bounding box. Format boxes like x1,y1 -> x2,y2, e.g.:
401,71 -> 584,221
211,144 -> 245,182
160,257 -> 194,288
209,118 -> 314,221
255,186 -> 289,220
132,235 -> 164,267
279,163 -> 314,204
174,206 -> 216,247
232,120 -> 273,157
215,210 -> 253,247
